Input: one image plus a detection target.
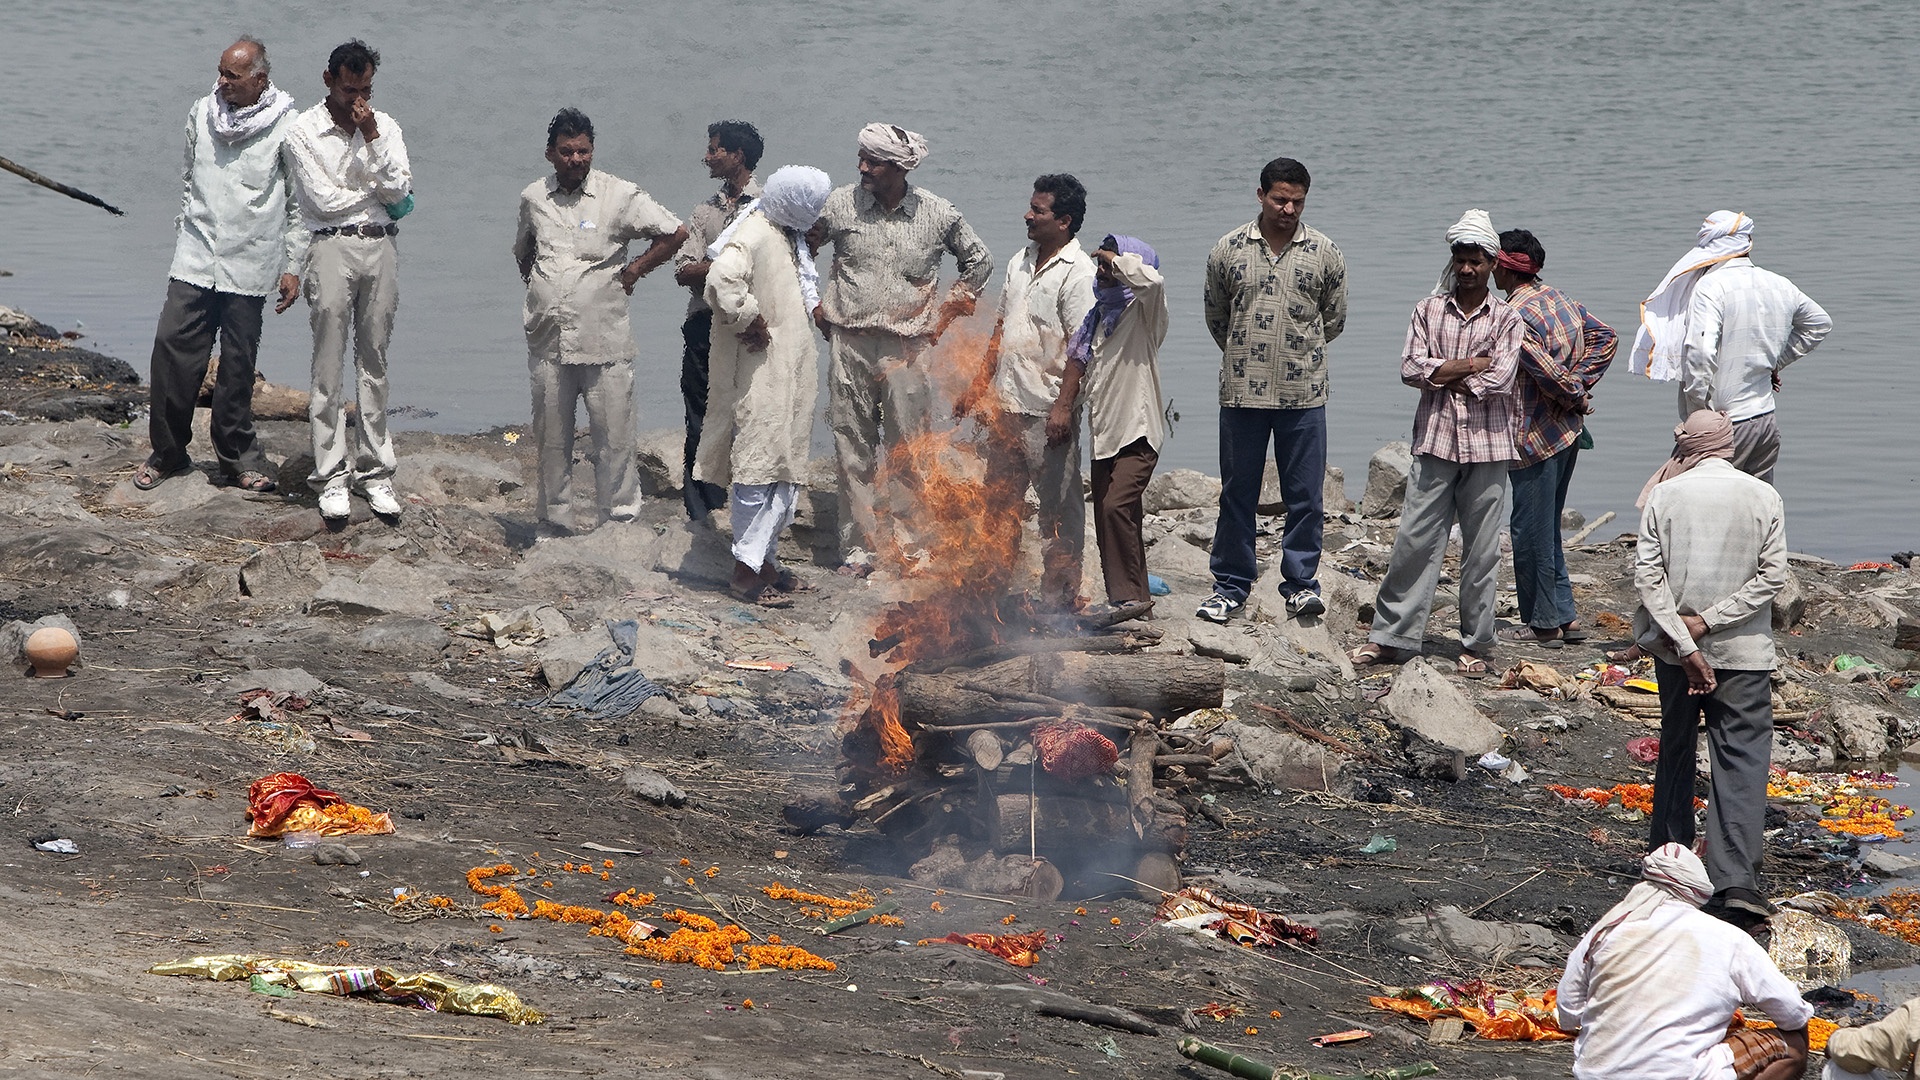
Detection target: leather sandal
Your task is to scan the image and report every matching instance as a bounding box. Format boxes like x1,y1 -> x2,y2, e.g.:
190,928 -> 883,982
133,461 -> 190,491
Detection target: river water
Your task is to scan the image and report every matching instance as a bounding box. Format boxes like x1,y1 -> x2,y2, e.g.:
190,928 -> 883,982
3,0 -> 1914,558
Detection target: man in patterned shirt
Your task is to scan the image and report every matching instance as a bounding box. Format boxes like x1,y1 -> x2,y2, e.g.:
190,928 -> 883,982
1197,157 -> 1347,624
672,120 -> 762,521
811,123 -> 992,573
1492,229 -> 1618,649
1350,210 -> 1521,678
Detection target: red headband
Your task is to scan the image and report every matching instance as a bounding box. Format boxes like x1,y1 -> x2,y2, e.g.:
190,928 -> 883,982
1496,250 -> 1539,275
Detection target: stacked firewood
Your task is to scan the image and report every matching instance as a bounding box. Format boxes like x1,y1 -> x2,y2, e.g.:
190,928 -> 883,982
787,602 -> 1232,900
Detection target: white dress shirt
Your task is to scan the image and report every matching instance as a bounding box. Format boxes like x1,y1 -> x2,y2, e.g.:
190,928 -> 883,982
992,240 -> 1097,416
280,102 -> 412,234
1082,253 -> 1169,460
1680,258 -> 1831,421
167,95 -> 306,297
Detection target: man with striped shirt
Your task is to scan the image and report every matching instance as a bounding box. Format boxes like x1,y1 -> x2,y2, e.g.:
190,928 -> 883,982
1492,229 -> 1618,649
1351,211 -> 1522,677
811,123 -> 992,573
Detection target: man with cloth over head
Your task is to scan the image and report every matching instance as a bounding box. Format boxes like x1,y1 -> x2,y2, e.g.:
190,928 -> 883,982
1491,228 -> 1618,648
1633,409 -> 1789,928
138,36 -> 304,495
1349,210 -> 1520,679
513,108 -> 687,535
695,165 -> 833,608
280,39 -> 413,520
1557,843 -> 1810,1080
811,123 -> 992,574
1629,211 -> 1830,483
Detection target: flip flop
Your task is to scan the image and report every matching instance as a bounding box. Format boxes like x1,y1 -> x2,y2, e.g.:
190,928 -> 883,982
1456,652 -> 1492,679
730,582 -> 795,609
133,461 -> 189,491
1560,626 -> 1592,643
1348,642 -> 1410,668
230,471 -> 277,493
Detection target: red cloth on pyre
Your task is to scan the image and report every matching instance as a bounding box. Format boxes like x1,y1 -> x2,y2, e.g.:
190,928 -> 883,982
245,772 -> 395,838
1033,720 -> 1118,781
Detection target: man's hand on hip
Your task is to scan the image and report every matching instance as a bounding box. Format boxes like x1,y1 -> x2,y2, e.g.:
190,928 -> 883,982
275,273 -> 300,314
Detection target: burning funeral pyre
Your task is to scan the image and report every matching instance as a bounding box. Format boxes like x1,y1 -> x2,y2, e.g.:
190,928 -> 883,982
783,326 -> 1229,900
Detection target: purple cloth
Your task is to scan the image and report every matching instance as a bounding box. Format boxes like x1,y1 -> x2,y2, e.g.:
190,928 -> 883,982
1067,234 -> 1159,368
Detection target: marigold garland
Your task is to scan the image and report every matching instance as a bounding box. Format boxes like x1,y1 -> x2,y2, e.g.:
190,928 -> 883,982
761,883 -> 879,919
1544,783 -> 1703,814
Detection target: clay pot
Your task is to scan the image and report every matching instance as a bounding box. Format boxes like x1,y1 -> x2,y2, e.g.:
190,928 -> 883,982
24,626 -> 78,678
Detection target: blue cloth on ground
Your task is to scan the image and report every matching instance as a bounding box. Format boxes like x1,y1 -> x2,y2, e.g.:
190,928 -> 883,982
542,620 -> 665,720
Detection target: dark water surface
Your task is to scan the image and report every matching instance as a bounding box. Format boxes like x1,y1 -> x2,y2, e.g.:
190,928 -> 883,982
3,0 -> 1914,557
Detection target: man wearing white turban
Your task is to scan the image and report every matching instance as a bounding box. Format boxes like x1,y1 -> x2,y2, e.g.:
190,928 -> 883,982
1558,843 -> 1810,1080
697,166 -> 833,606
1634,409 -> 1788,930
1630,211 -> 1830,483
811,123 -> 992,573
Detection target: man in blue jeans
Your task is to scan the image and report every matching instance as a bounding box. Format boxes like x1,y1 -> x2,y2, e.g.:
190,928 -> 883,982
1198,157 -> 1347,622
1490,229 -> 1617,648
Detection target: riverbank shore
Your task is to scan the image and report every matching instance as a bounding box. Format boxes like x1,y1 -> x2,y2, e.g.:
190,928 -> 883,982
4,308 -> 1920,1079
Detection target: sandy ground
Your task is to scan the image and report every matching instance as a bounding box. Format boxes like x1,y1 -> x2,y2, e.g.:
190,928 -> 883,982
3,317 -> 1920,1079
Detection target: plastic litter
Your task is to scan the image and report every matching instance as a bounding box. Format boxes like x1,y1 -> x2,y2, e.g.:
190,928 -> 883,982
1625,736 -> 1661,763
1476,752 -> 1510,771
539,620 -> 666,720
32,838 -> 78,854
1148,574 -> 1170,596
1360,835 -> 1397,854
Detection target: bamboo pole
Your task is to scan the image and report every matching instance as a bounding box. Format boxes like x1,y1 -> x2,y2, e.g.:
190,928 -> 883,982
0,155 -> 126,215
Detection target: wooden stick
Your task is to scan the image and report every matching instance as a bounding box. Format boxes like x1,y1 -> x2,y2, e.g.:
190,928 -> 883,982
1251,702 -> 1386,765
0,154 -> 126,215
1567,510 -> 1618,547
907,634 -> 1133,674
915,714 -> 1133,733
172,897 -> 314,914
1465,866 -> 1549,917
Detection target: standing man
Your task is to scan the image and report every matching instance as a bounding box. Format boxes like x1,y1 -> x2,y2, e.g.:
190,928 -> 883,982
280,39 -> 412,520
1633,410 -> 1789,929
137,37 -> 303,494
1047,236 -> 1168,610
513,109 -> 687,535
1198,157 -> 1346,623
961,174 -> 1096,609
673,120 -> 762,521
1492,229 -> 1618,648
812,122 -> 992,573
1349,211 -> 1521,678
1629,211 -> 1831,483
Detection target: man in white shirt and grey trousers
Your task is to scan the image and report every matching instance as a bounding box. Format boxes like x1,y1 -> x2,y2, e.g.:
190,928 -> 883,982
138,37 -> 304,495
1632,409 -> 1789,930
280,39 -> 412,520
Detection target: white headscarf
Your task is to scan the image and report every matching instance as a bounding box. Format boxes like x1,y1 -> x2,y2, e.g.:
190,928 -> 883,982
1629,211 -> 1754,381
208,82 -> 294,144
706,165 -> 833,310
1583,842 -> 1716,962
856,123 -> 928,170
1434,208 -> 1499,295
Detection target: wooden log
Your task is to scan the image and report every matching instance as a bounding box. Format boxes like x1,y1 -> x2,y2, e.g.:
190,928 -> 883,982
995,792 -> 1132,851
1895,617 -> 1920,654
906,633 -> 1133,675
907,652 -> 1223,720
1129,729 -> 1160,841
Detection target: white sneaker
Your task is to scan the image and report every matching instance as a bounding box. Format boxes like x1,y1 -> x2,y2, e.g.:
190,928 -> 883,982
363,480 -> 401,516
318,486 -> 351,520
1194,592 -> 1244,624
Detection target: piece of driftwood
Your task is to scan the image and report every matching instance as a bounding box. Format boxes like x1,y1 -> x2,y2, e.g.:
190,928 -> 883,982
0,154 -> 125,215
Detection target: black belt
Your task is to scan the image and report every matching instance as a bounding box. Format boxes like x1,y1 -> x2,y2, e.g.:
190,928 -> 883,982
314,223 -> 397,238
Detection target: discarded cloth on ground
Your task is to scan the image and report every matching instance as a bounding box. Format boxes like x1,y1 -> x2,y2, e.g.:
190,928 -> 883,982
1369,980 -> 1569,1041
1157,887 -> 1319,947
245,772 -> 394,838
540,620 -> 665,720
917,930 -> 1049,967
148,954 -> 543,1024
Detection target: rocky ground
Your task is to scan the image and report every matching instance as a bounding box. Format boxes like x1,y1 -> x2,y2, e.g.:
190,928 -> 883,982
3,310 -> 1920,1079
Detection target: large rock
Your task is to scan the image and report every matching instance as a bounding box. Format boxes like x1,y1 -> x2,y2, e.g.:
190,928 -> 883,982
1830,700 -> 1896,762
404,450 -> 523,506
240,541 -> 327,602
100,470 -> 225,515
1143,469 -> 1221,514
634,427 -> 686,500
0,482 -> 104,526
1258,463 -> 1353,516
235,667 -> 325,696
622,619 -> 705,684
1359,441 -> 1413,519
1392,905 -> 1561,965
516,521 -> 664,596
1219,718 -> 1352,795
1382,659 -> 1506,757
622,765 -> 687,807
537,625 -> 616,689
308,577 -> 436,618
355,617 -> 450,657
1772,567 -> 1806,631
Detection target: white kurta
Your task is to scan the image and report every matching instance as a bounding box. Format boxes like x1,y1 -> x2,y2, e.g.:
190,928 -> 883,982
695,213 -> 819,489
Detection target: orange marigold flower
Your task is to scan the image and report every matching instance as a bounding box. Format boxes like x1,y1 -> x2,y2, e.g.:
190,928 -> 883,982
930,901 -> 944,912
767,934 -> 782,945
1075,907 -> 1088,916
1269,1010 -> 1283,1019
680,858 -> 692,867
742,998 -> 754,1009
600,871 -> 611,881
563,862 -> 575,872
1245,1026 -> 1259,1036
541,880 -> 555,889
868,913 -> 904,927
705,867 -> 719,878
1110,917 -> 1123,926
488,925 -> 503,933
1001,914 -> 1018,925
650,979 -> 663,989
335,940 -> 350,948
603,860 -> 615,869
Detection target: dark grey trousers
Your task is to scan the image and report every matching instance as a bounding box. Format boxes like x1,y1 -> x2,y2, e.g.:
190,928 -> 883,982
1649,661 -> 1774,898
147,278 -> 269,477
